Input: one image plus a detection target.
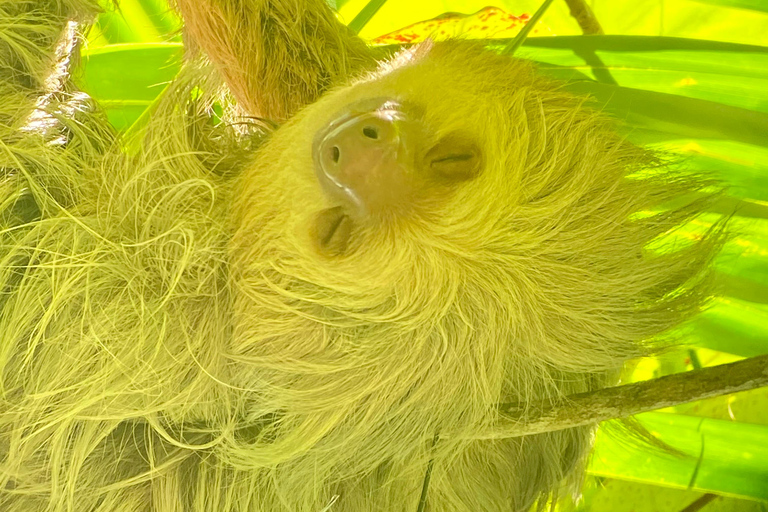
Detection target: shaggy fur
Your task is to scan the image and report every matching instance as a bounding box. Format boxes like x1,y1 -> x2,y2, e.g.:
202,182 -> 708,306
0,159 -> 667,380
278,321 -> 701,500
173,0 -> 378,121
0,1 -> 728,511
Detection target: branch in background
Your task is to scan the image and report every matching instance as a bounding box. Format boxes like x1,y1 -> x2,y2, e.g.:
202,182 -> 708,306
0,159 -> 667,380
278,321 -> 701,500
348,0 -> 388,35
564,0 -> 604,34
472,353 -> 768,440
502,0 -> 557,55
562,0 -> 618,84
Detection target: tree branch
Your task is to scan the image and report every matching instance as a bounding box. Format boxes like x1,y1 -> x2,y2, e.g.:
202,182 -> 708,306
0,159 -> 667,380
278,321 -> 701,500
475,354 -> 768,440
563,0 -> 604,35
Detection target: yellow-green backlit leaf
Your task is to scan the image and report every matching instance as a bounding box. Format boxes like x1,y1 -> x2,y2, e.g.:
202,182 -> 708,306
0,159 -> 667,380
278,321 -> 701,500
591,412 -> 768,501
75,44 -> 183,130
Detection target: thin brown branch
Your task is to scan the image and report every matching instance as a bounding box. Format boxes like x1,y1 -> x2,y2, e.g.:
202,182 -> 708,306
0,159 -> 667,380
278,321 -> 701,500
563,0 -> 604,35
474,354 -> 768,440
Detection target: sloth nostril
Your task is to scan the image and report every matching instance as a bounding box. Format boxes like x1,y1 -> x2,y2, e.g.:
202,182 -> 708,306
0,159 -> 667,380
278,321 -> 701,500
331,146 -> 340,163
362,126 -> 378,140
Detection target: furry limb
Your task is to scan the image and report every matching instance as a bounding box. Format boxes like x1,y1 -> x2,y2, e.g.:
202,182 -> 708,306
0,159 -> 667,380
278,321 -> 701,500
474,354 -> 768,440
0,0 -> 108,227
172,0 -> 378,121
0,0 -> 100,131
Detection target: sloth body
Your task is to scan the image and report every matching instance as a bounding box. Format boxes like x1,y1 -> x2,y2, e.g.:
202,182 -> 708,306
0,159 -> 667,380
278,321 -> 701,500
0,1 -> 724,511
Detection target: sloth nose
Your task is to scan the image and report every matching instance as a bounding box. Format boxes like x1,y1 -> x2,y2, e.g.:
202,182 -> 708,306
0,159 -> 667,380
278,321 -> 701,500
313,100 -> 418,217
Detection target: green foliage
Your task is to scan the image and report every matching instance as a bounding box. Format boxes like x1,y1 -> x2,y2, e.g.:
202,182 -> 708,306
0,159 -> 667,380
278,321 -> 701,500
592,412 -> 768,500
77,43 -> 182,130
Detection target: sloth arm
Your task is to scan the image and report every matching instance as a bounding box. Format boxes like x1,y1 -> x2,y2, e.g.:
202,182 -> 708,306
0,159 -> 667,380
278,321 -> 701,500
0,0 -> 105,227
172,0 -> 378,122
0,0 -> 100,136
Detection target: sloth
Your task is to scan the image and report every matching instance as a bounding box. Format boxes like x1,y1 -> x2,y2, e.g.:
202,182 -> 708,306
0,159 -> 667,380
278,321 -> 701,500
0,0 -> 727,511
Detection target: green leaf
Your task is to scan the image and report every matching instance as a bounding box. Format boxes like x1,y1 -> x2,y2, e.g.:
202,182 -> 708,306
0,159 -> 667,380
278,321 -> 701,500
75,44 -> 183,131
689,0 -> 768,14
514,36 -> 768,113
135,0 -> 183,36
591,412 -> 768,501
563,80 -> 768,149
520,35 -> 768,53
489,37 -> 768,152
94,0 -> 181,45
687,299 -> 768,357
